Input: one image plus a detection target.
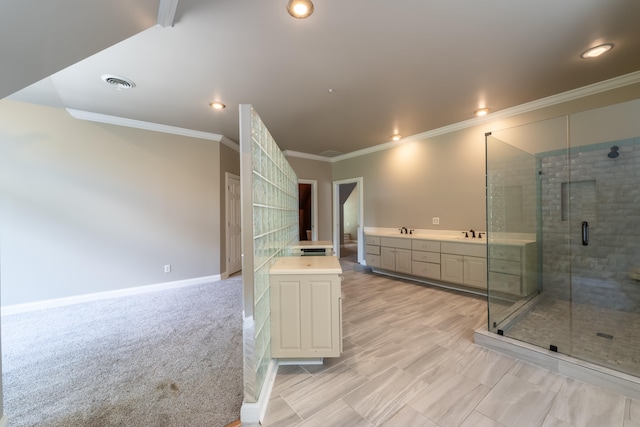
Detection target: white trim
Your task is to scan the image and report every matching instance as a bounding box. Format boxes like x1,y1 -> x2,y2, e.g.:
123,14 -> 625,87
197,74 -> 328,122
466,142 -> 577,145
284,150 -> 333,162
157,0 -> 179,27
0,414 -> 8,427
298,179 -> 318,241
1,275 -> 221,316
331,70 -> 640,162
65,109 -> 240,152
65,72 -> 640,165
278,358 -> 323,366
240,358 -> 278,424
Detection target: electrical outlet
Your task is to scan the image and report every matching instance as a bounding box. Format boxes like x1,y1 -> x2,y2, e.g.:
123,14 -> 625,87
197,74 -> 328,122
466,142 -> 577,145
432,217 -> 440,225
164,264 -> 171,273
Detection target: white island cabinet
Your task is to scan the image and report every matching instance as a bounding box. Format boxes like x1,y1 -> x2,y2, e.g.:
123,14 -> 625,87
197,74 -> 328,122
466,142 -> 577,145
270,256 -> 343,358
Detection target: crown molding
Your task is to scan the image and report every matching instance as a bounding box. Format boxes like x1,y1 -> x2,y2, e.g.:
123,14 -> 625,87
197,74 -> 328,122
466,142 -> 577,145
65,109 -> 230,144
331,70 -> 640,162
157,0 -> 179,27
283,150 -> 333,162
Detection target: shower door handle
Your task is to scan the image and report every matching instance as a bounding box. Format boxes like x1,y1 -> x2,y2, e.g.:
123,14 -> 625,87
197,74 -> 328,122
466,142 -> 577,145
582,221 -> 589,246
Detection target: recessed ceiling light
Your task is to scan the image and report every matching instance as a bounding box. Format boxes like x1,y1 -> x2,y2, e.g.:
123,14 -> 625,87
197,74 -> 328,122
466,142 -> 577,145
474,108 -> 490,117
209,102 -> 226,110
391,134 -> 402,141
581,43 -> 613,59
287,0 -> 314,19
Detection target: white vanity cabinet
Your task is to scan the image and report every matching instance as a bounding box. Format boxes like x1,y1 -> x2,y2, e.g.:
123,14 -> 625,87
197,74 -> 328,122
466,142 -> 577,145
270,256 -> 343,358
440,242 -> 487,289
365,235 -> 381,268
380,237 -> 412,274
411,239 -> 441,280
488,242 -> 537,296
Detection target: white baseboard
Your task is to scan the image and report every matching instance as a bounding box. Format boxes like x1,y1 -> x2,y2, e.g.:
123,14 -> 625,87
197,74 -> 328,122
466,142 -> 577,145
1,275 -> 221,316
278,358 -> 323,366
240,358 -> 278,424
0,414 -> 8,427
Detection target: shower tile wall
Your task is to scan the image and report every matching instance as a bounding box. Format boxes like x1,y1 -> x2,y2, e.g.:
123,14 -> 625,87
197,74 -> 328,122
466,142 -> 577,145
539,138 -> 640,311
487,153 -> 537,234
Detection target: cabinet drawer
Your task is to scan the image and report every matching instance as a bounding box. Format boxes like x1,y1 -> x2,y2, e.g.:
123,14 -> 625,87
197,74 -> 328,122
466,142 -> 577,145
412,240 -> 440,252
489,272 -> 521,294
365,235 -> 380,245
366,244 -> 380,255
441,242 -> 486,258
412,250 -> 440,264
489,245 -> 521,262
412,261 -> 440,280
489,259 -> 521,275
366,254 -> 381,268
381,237 -> 412,249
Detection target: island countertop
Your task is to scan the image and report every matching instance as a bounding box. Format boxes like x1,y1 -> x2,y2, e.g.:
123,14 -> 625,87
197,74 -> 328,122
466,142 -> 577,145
291,240 -> 334,250
270,255 -> 342,275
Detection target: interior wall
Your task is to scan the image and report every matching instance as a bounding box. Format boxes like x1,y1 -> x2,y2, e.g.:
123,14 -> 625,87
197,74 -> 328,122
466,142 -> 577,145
0,100 -> 226,306
332,132 -> 487,232
286,156 -> 333,241
332,83 -> 640,234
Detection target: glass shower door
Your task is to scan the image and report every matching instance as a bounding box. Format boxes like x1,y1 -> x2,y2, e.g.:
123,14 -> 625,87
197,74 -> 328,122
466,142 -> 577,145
486,117 -> 572,354
565,113 -> 640,376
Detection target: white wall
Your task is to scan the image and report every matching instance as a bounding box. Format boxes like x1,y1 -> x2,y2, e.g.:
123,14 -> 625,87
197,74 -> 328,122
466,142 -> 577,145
0,100 -> 237,306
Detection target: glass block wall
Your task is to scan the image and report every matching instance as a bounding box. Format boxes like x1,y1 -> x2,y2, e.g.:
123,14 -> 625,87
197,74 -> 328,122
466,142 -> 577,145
239,105 -> 298,403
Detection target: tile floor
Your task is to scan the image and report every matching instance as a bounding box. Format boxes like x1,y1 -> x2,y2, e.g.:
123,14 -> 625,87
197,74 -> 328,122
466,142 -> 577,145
503,296 -> 640,377
259,261 -> 640,427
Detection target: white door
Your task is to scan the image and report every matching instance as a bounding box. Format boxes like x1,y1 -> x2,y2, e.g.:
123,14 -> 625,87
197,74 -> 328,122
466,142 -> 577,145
226,174 -> 242,275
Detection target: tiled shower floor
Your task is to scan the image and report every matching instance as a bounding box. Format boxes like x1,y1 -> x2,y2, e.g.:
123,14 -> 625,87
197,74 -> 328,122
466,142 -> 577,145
504,296 -> 640,377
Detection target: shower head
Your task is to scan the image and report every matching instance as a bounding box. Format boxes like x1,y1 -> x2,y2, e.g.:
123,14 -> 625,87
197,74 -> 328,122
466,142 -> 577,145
608,145 -> 619,158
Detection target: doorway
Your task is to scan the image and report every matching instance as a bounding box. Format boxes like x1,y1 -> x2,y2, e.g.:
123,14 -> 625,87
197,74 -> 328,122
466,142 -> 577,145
225,173 -> 241,276
298,179 -> 317,241
333,178 -> 364,262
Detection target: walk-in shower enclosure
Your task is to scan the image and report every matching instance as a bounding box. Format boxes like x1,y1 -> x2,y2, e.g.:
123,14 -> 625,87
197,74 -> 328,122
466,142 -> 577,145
486,99 -> 640,377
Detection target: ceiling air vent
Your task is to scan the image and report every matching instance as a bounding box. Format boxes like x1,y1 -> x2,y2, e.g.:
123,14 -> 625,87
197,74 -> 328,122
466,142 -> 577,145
101,74 -> 136,90
319,150 -> 343,158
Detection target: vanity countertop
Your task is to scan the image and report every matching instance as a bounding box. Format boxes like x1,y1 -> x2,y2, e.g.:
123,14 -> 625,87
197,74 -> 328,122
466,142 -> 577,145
291,240 -> 333,249
365,230 -> 535,246
270,255 -> 342,275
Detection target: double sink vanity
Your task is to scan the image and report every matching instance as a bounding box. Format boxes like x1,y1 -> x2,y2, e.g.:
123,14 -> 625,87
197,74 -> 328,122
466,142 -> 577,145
365,229 -> 537,297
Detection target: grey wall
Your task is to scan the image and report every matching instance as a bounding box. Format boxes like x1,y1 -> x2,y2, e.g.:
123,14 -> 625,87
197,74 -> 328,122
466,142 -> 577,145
332,130 -> 487,232
286,156 -> 333,241
0,100 -> 236,306
332,83 -> 640,235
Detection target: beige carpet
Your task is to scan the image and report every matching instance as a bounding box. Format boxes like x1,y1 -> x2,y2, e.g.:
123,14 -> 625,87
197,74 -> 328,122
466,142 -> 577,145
1,276 -> 243,427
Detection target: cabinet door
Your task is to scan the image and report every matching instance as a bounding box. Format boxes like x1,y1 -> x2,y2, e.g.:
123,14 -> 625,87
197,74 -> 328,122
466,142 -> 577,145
380,247 -> 396,270
441,254 -> 464,284
271,273 -> 342,358
395,248 -> 412,274
464,256 -> 487,288
412,261 -> 440,280
365,253 -> 381,268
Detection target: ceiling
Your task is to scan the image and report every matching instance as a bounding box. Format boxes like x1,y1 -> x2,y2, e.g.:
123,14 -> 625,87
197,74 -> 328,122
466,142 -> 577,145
8,0 -> 640,157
